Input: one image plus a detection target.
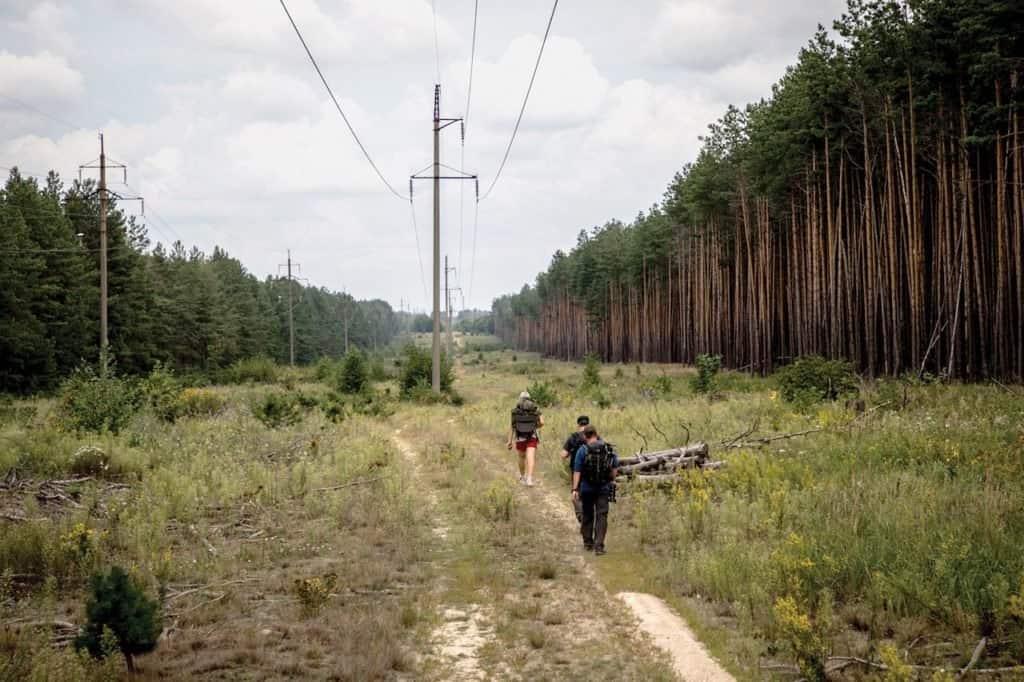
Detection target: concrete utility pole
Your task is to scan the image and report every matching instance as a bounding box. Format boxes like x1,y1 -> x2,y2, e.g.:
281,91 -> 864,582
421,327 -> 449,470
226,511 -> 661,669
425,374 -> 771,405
410,84 -> 478,393
79,134 -> 141,374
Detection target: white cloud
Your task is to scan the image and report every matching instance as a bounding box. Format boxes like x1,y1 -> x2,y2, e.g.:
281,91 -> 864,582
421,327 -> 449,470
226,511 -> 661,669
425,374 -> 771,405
648,0 -> 847,70
0,51 -> 84,103
8,2 -> 75,54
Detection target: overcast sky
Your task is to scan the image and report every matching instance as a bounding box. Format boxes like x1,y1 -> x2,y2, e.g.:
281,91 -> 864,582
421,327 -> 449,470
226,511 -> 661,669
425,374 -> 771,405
1,0 -> 846,312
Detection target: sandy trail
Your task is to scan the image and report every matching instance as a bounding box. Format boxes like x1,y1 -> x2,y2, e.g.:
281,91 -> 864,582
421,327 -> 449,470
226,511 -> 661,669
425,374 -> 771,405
533,475 -> 735,682
392,430 -> 493,680
619,591 -> 735,681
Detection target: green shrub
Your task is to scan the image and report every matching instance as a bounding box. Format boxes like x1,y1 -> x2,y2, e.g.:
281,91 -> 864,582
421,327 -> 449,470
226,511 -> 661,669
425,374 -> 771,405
318,392 -> 347,423
689,353 -> 722,395
250,391 -> 304,428
368,357 -> 391,382
75,566 -> 162,671
582,353 -> 602,389
142,363 -> 181,422
314,358 -> 339,383
527,380 -> 557,407
224,356 -> 278,384
776,355 -> 857,410
174,388 -> 226,418
337,349 -> 369,394
58,365 -> 140,434
398,343 -> 454,396
650,374 -> 672,396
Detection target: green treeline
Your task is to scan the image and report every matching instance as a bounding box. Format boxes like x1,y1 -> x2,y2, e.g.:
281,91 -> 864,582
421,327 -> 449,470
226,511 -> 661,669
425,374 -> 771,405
0,170 -> 398,393
494,0 -> 1024,380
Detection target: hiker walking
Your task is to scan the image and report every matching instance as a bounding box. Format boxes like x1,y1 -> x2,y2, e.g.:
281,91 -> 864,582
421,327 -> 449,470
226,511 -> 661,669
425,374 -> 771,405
560,415 -> 590,521
507,391 -> 543,486
572,425 -> 618,555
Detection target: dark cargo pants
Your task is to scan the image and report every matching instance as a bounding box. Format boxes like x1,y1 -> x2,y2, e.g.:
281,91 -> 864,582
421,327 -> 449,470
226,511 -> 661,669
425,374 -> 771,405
579,490 -> 610,551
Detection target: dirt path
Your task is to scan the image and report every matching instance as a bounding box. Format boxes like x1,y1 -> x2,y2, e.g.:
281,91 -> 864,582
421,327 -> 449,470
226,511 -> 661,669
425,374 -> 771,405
619,592 -> 735,682
392,430 -> 495,680
532,475 -> 735,682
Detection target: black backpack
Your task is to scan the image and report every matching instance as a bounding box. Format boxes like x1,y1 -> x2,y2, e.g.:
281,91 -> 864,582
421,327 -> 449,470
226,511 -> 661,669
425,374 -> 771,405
581,441 -> 615,486
512,400 -> 539,437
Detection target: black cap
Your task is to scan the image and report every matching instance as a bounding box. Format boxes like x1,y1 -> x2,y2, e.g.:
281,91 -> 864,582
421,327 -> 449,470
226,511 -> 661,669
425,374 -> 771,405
577,415 -> 590,426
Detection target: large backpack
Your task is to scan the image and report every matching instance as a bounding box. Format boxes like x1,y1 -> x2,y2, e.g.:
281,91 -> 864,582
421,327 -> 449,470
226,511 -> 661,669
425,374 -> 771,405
581,441 -> 615,487
511,400 -> 539,437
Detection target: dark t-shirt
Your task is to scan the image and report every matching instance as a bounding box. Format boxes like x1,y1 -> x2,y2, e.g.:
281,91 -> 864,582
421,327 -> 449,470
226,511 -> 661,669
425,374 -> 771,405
563,432 -> 585,470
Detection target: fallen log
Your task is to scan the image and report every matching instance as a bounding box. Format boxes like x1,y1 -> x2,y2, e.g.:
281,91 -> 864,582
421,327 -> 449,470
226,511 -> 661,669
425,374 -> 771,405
618,442 -> 708,468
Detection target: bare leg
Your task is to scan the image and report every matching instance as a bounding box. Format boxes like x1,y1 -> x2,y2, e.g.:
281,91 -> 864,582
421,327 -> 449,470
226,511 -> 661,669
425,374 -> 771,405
525,447 -> 536,479
517,451 -> 526,476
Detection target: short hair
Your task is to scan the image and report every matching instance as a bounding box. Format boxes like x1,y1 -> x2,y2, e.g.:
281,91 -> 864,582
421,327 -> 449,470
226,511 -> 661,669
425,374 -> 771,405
582,425 -> 598,439
577,415 -> 590,426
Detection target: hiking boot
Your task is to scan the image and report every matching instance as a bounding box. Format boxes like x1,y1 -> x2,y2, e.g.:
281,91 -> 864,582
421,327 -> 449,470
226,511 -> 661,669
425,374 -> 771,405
583,543 -> 594,552
518,475 -> 526,485
594,548 -> 606,556
525,475 -> 534,487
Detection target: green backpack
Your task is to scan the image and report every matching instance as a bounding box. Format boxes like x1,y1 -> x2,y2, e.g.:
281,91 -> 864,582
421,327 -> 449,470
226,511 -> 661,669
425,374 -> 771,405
581,441 -> 614,487
511,400 -> 539,437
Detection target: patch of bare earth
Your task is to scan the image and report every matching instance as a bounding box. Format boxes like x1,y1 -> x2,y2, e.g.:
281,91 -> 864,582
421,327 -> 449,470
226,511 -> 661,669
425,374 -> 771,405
392,431 -> 495,680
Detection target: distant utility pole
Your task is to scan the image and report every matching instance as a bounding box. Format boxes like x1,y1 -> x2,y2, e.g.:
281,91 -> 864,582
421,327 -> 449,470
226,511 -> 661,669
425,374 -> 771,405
445,255 -> 458,359
78,133 -> 142,372
277,250 -> 306,366
410,85 -> 478,393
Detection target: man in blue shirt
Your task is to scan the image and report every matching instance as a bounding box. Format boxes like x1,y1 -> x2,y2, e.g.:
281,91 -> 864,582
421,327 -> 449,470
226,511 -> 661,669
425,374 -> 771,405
572,425 -> 618,555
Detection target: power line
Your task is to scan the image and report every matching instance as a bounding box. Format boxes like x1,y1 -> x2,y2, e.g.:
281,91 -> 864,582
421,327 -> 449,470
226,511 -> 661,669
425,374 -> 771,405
0,93 -> 82,132
278,0 -> 408,201
480,0 -> 559,201
408,194 -> 429,301
458,0 -> 479,280
464,0 -> 479,136
0,245 -> 103,255
468,196 -> 480,305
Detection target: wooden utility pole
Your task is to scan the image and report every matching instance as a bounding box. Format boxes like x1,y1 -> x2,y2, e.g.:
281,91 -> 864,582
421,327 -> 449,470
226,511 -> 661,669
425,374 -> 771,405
78,134 -> 141,374
445,255 -> 457,359
278,251 -> 304,366
410,85 -> 476,393
288,251 -> 295,366
98,135 -> 108,359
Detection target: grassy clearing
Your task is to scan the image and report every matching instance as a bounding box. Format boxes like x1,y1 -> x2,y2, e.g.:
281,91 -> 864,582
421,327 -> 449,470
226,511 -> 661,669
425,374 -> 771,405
456,346 -> 1024,678
1,375 -> 431,680
4,343 -> 1022,679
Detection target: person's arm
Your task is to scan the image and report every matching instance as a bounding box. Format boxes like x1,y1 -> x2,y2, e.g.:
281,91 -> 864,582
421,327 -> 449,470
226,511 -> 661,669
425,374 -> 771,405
507,421 -> 515,450
610,454 -> 619,483
572,446 -> 583,499
538,414 -> 545,429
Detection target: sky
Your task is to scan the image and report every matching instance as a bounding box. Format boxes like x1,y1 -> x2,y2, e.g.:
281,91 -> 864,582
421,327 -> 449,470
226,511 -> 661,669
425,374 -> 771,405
1,0 -> 848,313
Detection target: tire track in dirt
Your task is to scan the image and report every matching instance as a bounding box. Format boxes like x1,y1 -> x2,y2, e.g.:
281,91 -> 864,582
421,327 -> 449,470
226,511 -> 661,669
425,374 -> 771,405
531,476 -> 735,682
392,429 -> 494,680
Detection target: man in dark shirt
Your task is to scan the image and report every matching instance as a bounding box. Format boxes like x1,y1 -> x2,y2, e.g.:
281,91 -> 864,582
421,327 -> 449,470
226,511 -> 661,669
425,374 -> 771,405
572,425 -> 618,555
560,415 -> 590,522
